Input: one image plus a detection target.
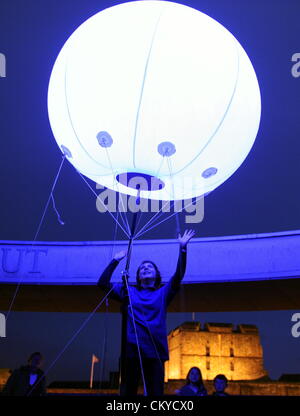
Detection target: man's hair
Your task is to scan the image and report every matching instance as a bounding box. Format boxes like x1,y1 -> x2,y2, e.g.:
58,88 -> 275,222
28,352 -> 43,363
136,260 -> 162,289
214,374 -> 228,383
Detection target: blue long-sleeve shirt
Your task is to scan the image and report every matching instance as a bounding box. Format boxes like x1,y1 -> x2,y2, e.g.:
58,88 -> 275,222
97,246 -> 187,361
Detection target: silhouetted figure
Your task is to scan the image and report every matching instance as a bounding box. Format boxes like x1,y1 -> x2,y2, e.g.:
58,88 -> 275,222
176,367 -> 207,396
98,230 -> 195,396
2,352 -> 46,396
212,374 -> 230,396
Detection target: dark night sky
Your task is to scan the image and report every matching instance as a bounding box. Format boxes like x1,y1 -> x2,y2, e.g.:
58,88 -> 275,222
0,0 -> 300,385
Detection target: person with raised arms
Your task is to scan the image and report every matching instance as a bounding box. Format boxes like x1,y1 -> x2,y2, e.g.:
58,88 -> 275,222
97,229 -> 195,396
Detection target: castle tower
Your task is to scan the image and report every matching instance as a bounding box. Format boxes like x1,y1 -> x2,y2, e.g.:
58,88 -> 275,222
165,322 -> 268,381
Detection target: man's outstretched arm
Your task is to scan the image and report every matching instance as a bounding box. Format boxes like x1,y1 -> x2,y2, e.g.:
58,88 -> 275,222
97,250 -> 127,297
165,230 -> 195,302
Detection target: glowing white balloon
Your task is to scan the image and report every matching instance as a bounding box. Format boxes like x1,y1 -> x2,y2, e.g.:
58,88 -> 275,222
48,0 -> 261,201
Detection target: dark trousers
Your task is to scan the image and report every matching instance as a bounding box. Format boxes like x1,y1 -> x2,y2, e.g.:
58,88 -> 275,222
121,355 -> 165,396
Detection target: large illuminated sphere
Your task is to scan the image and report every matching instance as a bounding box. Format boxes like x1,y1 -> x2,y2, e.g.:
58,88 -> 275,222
48,0 -> 261,201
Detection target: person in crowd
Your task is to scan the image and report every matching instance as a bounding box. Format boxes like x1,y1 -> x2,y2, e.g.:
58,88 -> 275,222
176,366 -> 207,396
212,374 -> 230,396
2,352 -> 46,396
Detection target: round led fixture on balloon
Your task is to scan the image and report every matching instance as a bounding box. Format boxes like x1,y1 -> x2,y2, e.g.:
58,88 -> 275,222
48,0 -> 261,201
202,167 -> 218,179
97,131 -> 113,148
158,141 -> 176,157
61,145 -> 72,158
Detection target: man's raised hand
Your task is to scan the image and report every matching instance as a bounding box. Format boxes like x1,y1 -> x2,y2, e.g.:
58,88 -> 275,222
178,229 -> 196,247
113,250 -> 127,261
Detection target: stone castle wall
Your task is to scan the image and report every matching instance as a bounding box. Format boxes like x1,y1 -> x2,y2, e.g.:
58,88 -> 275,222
166,322 -> 268,381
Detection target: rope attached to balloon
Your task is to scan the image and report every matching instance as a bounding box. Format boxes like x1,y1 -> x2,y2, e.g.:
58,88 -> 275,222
6,141 -> 193,395
5,155 -> 66,321
103,146 -> 131,236
76,170 -> 131,239
26,284 -> 116,396
97,142 -> 170,395
100,145 -> 148,395
97,145 -> 187,395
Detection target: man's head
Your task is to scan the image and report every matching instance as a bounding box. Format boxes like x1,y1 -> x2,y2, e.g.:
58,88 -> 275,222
213,374 -> 228,392
136,261 -> 161,289
28,352 -> 43,369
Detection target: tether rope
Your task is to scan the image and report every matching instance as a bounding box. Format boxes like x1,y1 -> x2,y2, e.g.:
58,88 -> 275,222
27,285 -> 116,396
5,155 -> 66,321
